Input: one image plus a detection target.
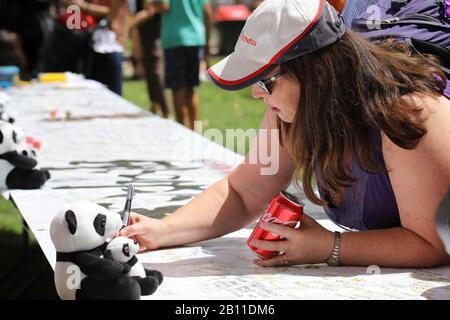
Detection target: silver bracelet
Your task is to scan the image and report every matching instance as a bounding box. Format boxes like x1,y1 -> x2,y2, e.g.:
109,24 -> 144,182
326,231 -> 342,266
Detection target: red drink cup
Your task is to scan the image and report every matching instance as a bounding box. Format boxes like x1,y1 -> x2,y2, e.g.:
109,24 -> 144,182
247,190 -> 304,259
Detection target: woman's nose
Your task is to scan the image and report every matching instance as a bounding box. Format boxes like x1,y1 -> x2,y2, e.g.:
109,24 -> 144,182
251,84 -> 265,99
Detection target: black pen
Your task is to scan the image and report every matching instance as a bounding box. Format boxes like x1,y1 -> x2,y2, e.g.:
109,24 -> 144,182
122,184 -> 135,226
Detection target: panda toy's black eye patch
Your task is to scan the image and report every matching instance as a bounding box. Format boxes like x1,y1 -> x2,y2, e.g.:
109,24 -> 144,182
0,130 -> 3,143
65,210 -> 77,235
12,131 -> 17,144
22,150 -> 28,157
93,214 -> 107,236
122,243 -> 130,257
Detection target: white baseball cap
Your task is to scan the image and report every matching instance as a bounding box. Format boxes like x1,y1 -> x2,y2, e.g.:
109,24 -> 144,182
208,0 -> 346,91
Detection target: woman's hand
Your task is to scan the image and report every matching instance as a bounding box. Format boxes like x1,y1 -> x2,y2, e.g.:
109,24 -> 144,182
118,212 -> 168,252
250,213 -> 335,267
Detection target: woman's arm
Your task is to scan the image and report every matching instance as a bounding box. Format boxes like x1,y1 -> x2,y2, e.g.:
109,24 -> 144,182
121,111 -> 295,249
339,228 -> 450,268
372,94 -> 450,267
160,111 -> 294,247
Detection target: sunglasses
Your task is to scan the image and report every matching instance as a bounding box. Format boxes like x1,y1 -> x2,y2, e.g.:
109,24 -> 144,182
257,70 -> 286,95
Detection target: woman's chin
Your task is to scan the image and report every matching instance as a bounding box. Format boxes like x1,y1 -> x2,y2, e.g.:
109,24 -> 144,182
277,114 -> 294,123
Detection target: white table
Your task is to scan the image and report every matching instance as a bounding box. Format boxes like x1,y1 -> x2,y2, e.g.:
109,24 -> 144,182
4,82 -> 450,300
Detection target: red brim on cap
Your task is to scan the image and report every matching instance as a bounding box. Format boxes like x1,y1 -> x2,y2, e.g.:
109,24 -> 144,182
207,53 -> 278,91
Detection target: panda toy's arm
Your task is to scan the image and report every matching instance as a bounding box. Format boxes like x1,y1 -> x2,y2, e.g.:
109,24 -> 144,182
6,168 -> 50,189
133,269 -> 164,296
74,252 -> 131,280
0,151 -> 37,169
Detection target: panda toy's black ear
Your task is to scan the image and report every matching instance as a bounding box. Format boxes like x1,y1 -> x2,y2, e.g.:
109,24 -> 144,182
65,210 -> 77,235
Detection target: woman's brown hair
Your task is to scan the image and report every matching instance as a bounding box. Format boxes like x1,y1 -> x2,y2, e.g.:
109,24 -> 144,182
278,29 -> 448,206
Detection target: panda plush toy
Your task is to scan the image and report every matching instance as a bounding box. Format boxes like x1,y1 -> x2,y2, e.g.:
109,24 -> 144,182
0,121 -> 50,190
50,201 -> 162,300
104,236 -> 163,296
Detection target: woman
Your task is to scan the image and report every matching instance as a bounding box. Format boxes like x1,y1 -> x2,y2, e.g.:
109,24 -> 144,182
120,0 -> 450,268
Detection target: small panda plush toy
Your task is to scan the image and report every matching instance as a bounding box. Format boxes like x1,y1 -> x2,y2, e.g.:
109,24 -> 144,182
104,236 -> 163,297
0,121 -> 50,190
50,201 -> 146,300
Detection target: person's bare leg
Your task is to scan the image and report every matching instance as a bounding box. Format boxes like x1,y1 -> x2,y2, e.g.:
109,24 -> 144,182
172,88 -> 188,126
186,87 -> 199,130
150,101 -> 159,115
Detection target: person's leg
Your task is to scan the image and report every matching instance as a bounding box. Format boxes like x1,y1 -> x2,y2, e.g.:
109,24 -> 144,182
131,27 -> 145,79
110,52 -> 123,96
184,46 -> 202,129
172,87 -> 188,126
164,47 -> 187,124
90,51 -> 123,95
139,17 -> 169,117
185,87 -> 199,130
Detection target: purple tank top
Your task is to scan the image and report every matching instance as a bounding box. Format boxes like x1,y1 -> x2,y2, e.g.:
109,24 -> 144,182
318,128 -> 401,231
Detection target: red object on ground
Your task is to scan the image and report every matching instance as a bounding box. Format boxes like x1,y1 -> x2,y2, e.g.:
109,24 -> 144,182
247,191 -> 304,259
33,141 -> 42,150
214,5 -> 251,22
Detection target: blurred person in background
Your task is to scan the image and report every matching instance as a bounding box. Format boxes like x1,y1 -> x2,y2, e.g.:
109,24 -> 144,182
0,30 -> 27,69
149,0 -> 212,129
40,0 -> 95,75
75,0 -> 129,95
41,0 -> 129,95
0,0 -> 53,79
129,0 -> 169,118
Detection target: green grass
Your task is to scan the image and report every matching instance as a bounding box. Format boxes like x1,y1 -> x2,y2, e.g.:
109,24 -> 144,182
0,197 -> 25,234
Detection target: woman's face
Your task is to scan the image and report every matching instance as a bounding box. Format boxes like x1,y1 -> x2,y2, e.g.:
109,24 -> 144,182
251,67 -> 301,123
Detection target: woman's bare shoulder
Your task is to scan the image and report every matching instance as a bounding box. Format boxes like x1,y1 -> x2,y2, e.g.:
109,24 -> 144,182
384,93 -> 450,147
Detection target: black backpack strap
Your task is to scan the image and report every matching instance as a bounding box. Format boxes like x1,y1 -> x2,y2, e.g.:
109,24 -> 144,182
409,38 -> 450,77
391,0 -> 412,11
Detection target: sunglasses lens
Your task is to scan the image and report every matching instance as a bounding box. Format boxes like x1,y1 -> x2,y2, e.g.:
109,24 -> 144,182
258,81 -> 271,95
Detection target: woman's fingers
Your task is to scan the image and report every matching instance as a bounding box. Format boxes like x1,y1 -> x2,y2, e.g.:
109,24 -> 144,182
127,212 -> 140,224
119,222 -> 146,237
250,239 -> 283,252
253,254 -> 287,267
260,222 -> 296,238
